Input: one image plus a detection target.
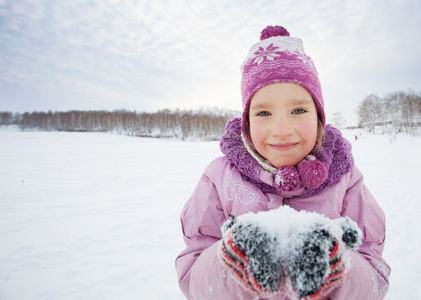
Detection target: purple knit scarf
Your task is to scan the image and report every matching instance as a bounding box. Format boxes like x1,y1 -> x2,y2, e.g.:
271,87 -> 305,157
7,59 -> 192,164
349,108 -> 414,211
219,118 -> 354,198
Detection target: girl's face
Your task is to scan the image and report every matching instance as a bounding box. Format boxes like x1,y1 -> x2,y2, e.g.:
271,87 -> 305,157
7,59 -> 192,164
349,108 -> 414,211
249,82 -> 318,168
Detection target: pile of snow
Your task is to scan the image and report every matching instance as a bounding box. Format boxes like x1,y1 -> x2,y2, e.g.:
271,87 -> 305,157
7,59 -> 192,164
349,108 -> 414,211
0,127 -> 419,299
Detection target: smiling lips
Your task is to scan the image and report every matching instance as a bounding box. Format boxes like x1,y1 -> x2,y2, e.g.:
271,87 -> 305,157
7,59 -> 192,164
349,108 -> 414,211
269,143 -> 298,151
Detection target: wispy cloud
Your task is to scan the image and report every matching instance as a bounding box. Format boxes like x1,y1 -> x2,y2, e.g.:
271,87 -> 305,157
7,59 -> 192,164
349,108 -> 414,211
0,0 -> 420,124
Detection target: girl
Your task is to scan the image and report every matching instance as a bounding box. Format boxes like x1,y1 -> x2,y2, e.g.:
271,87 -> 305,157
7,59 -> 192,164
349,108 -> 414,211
175,26 -> 390,299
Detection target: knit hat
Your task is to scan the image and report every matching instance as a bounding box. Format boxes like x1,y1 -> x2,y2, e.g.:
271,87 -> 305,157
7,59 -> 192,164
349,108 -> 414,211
241,25 -> 325,138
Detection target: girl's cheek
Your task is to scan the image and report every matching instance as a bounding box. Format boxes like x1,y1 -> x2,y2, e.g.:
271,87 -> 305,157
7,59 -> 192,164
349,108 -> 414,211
250,122 -> 265,144
300,121 -> 318,141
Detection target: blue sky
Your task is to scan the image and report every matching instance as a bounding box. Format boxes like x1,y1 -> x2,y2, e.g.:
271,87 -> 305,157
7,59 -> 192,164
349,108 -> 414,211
1,0 -> 420,125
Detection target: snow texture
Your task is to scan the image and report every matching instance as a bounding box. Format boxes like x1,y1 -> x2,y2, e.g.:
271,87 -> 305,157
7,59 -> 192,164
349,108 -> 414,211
0,126 -> 420,299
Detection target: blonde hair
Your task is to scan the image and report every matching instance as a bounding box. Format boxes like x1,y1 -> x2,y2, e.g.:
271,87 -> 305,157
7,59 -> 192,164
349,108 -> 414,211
314,118 -> 325,154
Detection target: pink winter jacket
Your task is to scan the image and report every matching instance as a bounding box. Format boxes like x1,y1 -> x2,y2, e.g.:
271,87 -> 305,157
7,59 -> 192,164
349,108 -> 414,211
175,119 -> 390,299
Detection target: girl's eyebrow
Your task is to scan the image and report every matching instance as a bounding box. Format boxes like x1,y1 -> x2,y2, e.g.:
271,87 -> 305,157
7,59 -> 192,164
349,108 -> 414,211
249,103 -> 270,110
289,98 -> 313,105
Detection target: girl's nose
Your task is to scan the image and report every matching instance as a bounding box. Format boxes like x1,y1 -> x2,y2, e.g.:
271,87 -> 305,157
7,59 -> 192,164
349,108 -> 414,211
271,117 -> 293,137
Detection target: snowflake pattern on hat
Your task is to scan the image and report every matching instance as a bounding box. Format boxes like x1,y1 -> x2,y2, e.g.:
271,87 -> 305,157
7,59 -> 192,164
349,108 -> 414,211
251,43 -> 283,65
243,37 -> 306,70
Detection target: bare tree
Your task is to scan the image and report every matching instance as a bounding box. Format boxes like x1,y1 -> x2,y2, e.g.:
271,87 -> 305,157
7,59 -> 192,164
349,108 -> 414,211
330,112 -> 347,129
0,112 -> 13,125
357,90 -> 421,135
357,94 -> 381,133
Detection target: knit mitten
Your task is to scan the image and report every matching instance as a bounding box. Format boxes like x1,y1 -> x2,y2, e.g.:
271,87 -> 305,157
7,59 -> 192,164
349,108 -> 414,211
219,217 -> 285,297
286,218 -> 361,300
218,207 -> 362,299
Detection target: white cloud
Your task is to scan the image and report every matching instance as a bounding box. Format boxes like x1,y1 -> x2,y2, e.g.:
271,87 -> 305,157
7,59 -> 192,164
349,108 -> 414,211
0,0 -> 420,123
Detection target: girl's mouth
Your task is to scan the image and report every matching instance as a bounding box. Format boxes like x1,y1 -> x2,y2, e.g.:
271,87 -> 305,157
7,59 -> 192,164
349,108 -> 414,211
269,143 -> 298,151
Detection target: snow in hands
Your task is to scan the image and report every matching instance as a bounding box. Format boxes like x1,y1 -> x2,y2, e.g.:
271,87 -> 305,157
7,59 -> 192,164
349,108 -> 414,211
218,206 -> 362,299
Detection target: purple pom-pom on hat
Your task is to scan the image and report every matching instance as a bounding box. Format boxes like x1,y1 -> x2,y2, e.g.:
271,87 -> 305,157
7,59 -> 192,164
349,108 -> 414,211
260,26 -> 290,40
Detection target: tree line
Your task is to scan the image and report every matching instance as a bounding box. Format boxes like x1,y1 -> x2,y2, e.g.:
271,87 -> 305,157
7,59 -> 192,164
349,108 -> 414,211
0,108 -> 239,141
2,90 -> 419,139
357,90 -> 421,135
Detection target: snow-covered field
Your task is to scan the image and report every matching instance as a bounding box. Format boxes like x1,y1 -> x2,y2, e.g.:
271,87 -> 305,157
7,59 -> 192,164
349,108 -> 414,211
0,126 -> 420,299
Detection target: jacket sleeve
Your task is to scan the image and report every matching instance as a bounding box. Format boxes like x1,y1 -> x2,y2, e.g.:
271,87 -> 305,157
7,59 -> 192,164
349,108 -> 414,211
332,165 -> 391,299
175,160 -> 258,300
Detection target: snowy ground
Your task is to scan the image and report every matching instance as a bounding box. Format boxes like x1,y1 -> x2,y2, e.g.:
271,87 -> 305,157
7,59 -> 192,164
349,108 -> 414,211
0,126 -> 420,299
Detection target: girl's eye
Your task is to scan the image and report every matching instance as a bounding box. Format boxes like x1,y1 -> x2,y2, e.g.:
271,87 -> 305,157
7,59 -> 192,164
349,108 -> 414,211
257,111 -> 271,116
292,108 -> 307,114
